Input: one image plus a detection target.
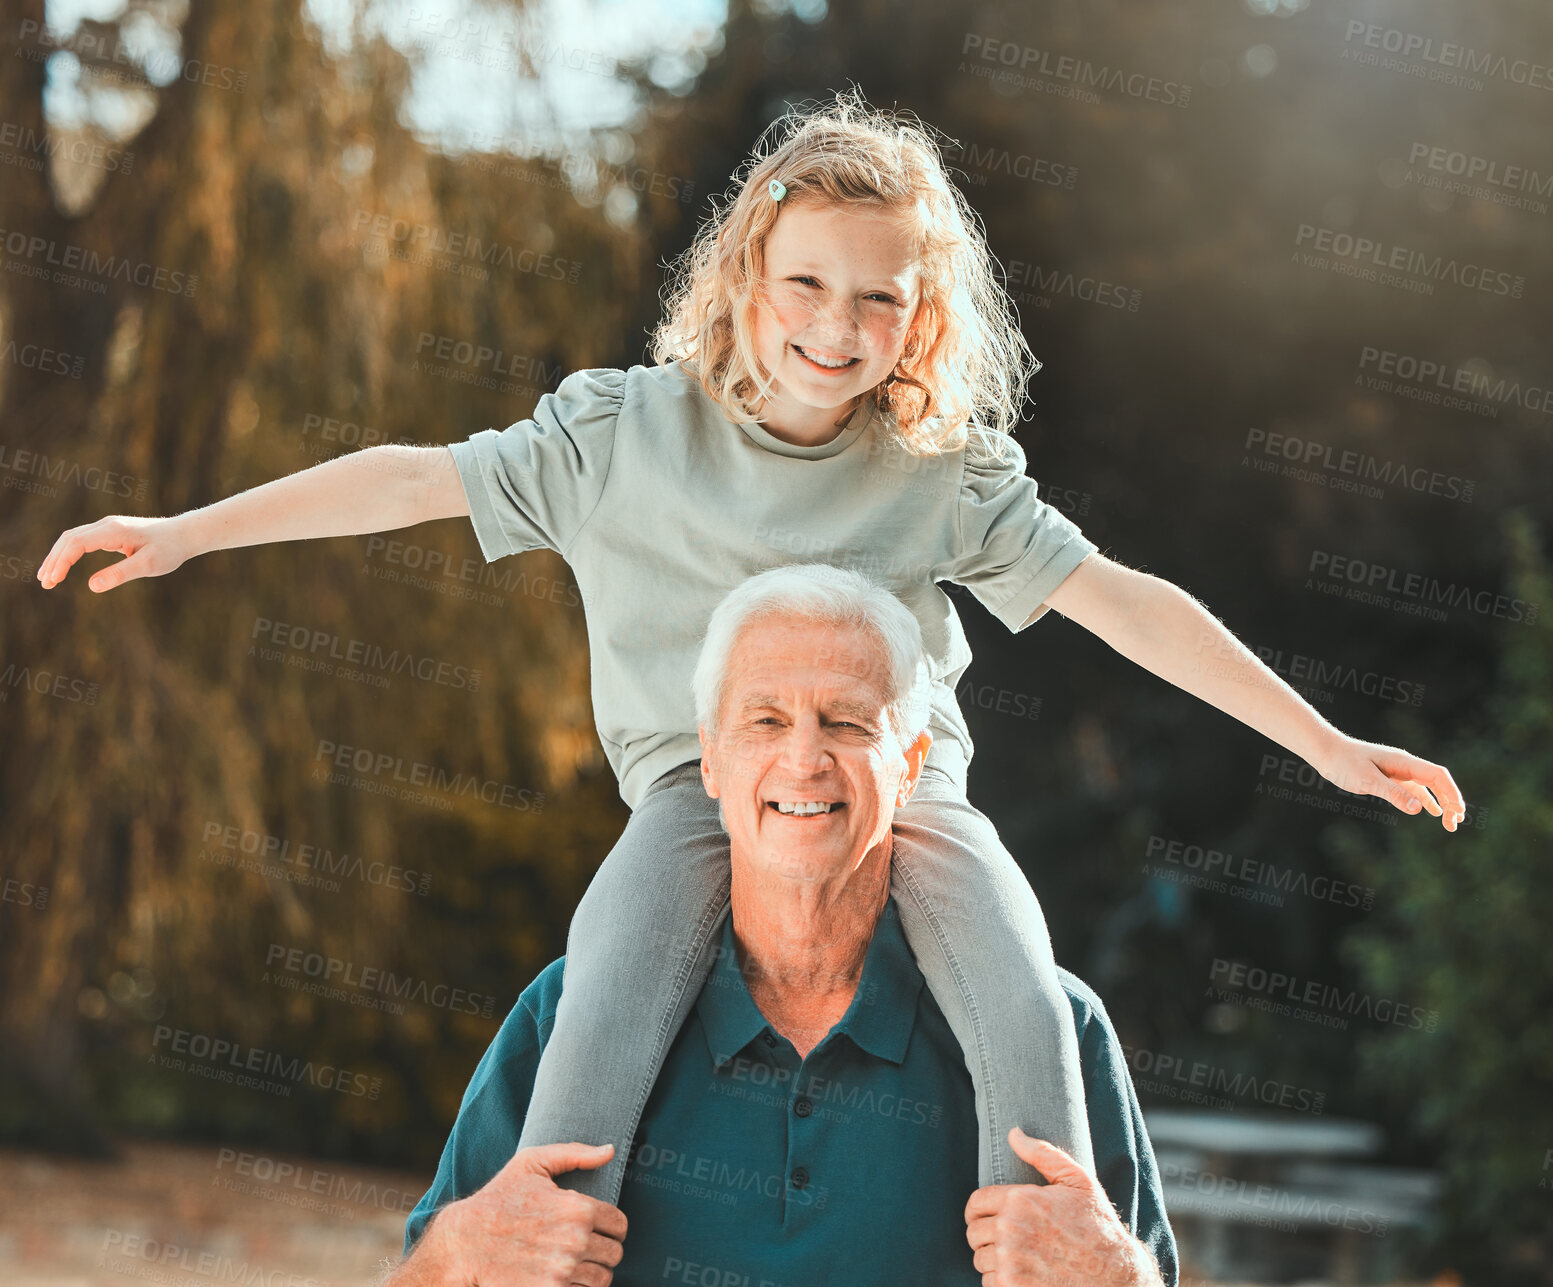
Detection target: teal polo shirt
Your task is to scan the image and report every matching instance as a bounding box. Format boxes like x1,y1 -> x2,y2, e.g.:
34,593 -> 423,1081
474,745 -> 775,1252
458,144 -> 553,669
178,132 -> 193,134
404,899 -> 1178,1286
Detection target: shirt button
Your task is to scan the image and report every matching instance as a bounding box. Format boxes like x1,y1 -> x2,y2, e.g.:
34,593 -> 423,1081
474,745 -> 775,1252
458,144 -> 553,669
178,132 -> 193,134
761,1032 -> 778,1047
791,1166 -> 809,1190
794,1096 -> 813,1118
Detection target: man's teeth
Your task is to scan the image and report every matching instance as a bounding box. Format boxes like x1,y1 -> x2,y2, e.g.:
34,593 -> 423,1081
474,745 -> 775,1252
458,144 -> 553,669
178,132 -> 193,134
774,801 -> 835,815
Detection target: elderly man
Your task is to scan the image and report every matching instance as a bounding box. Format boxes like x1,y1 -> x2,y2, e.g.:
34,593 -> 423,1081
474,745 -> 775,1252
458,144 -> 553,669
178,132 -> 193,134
391,564 -> 1177,1287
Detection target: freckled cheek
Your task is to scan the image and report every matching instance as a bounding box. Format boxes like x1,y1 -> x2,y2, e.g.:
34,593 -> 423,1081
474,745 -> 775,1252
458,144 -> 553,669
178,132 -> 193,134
770,298 -> 819,335
866,315 -> 910,358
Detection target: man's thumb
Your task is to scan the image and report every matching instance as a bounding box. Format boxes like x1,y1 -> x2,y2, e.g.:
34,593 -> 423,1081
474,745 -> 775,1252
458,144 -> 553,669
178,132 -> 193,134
1009,1128 -> 1092,1187
515,1141 -> 615,1179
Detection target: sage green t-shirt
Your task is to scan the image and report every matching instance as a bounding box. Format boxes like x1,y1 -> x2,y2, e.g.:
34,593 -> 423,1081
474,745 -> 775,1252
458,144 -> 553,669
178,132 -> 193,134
447,359 -> 1097,810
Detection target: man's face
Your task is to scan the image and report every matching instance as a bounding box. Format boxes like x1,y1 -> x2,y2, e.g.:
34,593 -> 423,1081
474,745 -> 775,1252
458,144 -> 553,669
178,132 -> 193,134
700,614 -> 931,883
751,200 -> 922,423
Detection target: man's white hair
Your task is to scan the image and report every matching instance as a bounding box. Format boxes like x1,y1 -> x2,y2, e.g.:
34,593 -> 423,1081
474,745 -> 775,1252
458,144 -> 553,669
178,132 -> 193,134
692,563 -> 933,747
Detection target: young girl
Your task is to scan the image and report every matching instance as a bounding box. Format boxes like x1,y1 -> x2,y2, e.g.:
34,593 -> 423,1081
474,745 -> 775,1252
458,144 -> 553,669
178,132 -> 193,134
38,90 -> 1465,1208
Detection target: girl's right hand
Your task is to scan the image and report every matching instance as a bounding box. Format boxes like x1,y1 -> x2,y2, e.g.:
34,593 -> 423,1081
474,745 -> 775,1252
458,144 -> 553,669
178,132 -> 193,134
37,515 -> 198,593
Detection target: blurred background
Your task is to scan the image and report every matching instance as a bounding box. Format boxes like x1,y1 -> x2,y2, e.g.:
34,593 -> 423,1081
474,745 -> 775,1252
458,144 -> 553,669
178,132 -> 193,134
2,0 -> 1550,1283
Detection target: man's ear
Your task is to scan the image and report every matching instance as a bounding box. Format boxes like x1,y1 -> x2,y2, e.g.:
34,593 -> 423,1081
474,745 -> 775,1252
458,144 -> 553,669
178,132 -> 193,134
897,729 -> 933,806
698,725 -> 720,799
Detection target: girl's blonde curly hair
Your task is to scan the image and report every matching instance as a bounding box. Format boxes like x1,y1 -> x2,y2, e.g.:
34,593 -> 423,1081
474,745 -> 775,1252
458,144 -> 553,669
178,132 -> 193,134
649,85 -> 1040,461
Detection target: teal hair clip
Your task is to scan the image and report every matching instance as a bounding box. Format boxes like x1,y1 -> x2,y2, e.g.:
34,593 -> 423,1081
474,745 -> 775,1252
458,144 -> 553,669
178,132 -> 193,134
768,178 -> 787,201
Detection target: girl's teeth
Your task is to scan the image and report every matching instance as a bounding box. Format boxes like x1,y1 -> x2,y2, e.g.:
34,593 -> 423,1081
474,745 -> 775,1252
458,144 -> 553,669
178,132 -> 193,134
797,347 -> 856,369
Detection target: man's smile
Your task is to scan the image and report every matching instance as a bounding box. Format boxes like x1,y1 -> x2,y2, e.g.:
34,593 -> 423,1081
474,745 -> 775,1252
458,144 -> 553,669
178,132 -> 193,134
766,800 -> 846,818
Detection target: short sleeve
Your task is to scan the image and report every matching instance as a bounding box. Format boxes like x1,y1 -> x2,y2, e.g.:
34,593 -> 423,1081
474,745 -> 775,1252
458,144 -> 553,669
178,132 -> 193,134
951,434 -> 1097,630
402,962 -> 562,1257
448,366 -> 625,562
1064,976 -> 1181,1287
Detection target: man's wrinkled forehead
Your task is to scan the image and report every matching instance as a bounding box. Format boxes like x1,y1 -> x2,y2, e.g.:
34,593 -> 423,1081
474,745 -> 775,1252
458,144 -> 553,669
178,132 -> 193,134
722,617 -> 892,716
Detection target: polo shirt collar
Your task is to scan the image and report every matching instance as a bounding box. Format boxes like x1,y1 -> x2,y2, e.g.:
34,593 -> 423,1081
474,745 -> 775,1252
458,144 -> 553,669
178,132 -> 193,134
698,912 -> 771,1069
698,896 -> 924,1069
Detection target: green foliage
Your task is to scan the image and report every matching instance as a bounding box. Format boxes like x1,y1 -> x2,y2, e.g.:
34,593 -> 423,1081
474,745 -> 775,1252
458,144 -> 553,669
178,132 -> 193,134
1334,509 -> 1553,1282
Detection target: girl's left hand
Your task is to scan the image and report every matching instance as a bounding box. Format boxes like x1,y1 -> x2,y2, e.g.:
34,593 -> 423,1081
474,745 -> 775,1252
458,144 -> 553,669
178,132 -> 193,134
1308,733 -> 1466,831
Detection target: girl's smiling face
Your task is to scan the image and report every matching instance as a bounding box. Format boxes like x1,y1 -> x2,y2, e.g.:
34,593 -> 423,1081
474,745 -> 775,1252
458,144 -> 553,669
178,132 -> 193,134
751,200 -> 922,447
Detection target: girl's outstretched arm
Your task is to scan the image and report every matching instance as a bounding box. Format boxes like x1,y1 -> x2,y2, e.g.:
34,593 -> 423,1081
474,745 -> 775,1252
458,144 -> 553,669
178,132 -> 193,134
37,444 -> 467,593
1041,552 -> 1467,831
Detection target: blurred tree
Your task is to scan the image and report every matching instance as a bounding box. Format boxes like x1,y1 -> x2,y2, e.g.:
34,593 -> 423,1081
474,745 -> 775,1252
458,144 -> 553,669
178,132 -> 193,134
0,0 -> 655,1160
1335,508 -> 1553,1286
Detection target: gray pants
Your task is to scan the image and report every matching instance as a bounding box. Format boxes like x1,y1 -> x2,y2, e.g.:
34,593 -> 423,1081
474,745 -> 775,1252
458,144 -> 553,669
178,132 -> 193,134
518,758 -> 1095,1202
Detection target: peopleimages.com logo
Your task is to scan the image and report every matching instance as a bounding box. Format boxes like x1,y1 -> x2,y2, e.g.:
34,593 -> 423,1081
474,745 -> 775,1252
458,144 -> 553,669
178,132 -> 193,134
150,1023 -> 382,1098
98,1231 -> 317,1287
1208,959 -> 1438,1032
